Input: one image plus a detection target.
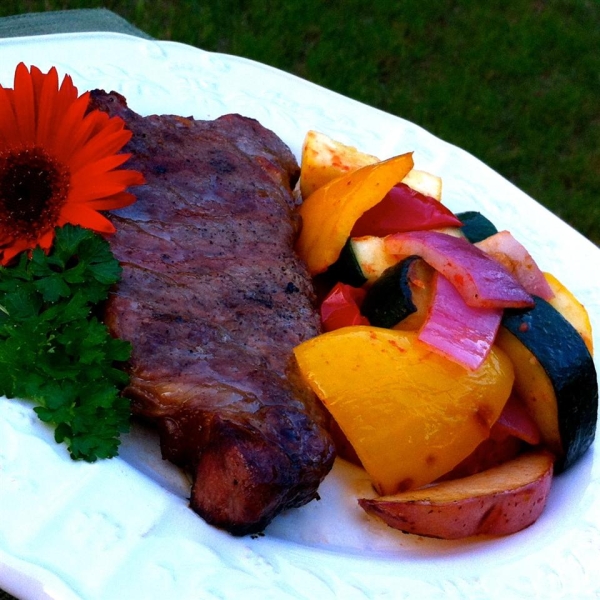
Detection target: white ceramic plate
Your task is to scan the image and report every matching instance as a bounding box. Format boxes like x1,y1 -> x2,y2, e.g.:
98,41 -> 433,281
0,32 -> 599,600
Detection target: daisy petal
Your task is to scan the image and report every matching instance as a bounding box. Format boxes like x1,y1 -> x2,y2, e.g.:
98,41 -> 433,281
82,192 -> 138,211
59,204 -> 117,234
51,93 -> 92,160
13,63 -> 36,142
60,106 -> 109,161
1,237 -> 32,266
57,73 -> 79,105
68,127 -> 133,173
70,169 -> 146,203
29,65 -> 50,101
36,228 -> 56,251
0,86 -> 20,144
70,153 -> 134,181
35,66 -> 60,146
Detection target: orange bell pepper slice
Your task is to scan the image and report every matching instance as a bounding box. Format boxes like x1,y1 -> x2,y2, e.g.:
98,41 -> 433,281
295,152 -> 414,275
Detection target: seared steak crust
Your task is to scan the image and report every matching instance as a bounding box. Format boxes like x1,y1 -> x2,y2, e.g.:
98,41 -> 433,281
91,91 -> 335,535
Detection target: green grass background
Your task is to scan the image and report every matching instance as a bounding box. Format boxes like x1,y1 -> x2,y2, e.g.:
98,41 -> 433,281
2,1 -> 599,244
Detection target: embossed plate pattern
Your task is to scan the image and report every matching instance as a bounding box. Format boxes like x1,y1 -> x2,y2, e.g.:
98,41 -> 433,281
0,32 -> 599,600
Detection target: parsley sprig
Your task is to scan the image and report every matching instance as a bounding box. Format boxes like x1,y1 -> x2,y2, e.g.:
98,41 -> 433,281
0,224 -> 131,462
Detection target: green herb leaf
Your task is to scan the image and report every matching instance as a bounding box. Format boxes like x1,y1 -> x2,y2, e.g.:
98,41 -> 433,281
0,224 -> 131,462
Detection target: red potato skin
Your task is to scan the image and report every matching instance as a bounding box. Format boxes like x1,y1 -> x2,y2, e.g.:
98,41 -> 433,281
437,435 -> 523,481
359,451 -> 554,539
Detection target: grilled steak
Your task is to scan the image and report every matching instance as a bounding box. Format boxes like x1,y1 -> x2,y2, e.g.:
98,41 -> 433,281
90,91 -> 335,535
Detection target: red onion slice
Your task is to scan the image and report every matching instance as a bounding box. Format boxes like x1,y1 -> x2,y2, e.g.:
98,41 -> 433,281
476,230 -> 554,300
385,230 -> 534,308
418,273 -> 503,370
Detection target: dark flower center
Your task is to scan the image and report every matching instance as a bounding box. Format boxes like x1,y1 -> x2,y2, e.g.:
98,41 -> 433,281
0,146 -> 70,240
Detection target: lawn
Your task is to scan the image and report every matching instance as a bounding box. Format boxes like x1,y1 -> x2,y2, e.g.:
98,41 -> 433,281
2,0 -> 599,244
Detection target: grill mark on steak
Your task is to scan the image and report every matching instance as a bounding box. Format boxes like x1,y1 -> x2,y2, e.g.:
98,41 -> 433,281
91,91 -> 335,535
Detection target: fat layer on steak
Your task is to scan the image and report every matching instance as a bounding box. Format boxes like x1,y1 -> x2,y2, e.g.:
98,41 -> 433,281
91,91 -> 335,535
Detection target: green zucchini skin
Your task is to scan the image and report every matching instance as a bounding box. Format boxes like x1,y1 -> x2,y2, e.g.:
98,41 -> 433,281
326,238 -> 368,287
502,297 -> 598,472
456,211 -> 498,243
360,256 -> 421,328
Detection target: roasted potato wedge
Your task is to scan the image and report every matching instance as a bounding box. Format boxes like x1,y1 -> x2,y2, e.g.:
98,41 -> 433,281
359,450 -> 554,539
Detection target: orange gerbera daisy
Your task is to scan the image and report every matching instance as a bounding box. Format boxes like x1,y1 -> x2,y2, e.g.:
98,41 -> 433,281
0,62 -> 145,265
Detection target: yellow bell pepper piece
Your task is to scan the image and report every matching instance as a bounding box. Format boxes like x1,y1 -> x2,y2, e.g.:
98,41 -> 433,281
544,272 -> 593,354
293,326 -> 514,495
295,152 -> 414,275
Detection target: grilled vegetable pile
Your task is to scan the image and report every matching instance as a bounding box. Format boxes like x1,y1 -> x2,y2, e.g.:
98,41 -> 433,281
293,131 -> 598,539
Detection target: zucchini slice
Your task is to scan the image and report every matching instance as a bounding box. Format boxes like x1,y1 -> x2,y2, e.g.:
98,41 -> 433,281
456,211 -> 498,243
326,236 -> 397,287
361,256 -> 434,329
497,297 -> 598,472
